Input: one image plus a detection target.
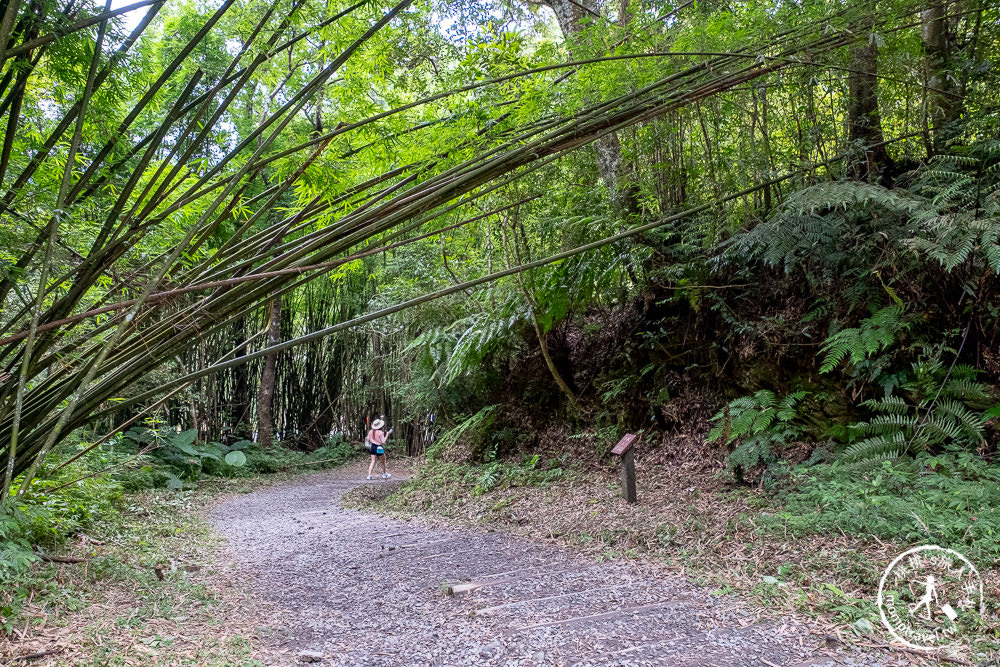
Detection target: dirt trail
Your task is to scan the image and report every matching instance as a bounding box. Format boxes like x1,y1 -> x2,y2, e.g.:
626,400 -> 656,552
211,462 -> 904,667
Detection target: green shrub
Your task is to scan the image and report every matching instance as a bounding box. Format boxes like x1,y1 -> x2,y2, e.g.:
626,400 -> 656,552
1,444 -> 128,577
470,453 -> 564,495
0,507 -> 40,578
118,464 -> 174,491
474,462 -> 502,494
242,438 -> 361,474
838,362 -> 997,470
0,433 -> 362,586
310,439 -> 360,466
771,451 -> 1000,564
708,390 -> 808,484
819,306 -> 910,374
121,428 -> 250,484
425,405 -> 497,461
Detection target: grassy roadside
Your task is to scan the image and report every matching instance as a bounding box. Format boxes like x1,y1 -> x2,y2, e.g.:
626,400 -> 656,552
1,444 -> 366,666
349,449 -> 1000,664
1,484 -> 265,666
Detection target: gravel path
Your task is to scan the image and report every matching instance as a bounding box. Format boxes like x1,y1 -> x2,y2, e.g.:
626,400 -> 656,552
211,463 -> 910,667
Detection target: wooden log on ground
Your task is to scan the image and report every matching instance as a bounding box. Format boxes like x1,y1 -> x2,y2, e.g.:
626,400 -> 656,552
37,554 -> 87,564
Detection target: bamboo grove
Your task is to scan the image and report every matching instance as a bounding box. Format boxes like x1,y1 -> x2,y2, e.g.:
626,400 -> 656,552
0,0 -> 995,495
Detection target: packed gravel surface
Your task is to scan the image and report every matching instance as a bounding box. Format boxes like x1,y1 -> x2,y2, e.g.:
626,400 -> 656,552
211,462 -> 916,667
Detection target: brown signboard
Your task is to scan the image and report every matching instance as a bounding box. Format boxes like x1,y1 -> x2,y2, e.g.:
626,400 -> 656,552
611,433 -> 637,456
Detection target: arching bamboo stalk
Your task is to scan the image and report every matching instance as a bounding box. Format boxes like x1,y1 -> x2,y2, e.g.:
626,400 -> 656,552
0,0 -> 938,489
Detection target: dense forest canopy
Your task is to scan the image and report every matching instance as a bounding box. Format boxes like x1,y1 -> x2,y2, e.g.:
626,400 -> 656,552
0,0 -> 997,501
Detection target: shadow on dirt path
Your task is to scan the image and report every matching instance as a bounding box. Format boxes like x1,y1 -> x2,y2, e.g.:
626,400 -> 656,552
211,462 -> 905,667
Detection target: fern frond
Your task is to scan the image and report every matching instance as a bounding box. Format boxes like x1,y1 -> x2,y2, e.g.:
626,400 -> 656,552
933,399 -> 987,440
750,409 -> 777,435
725,436 -> 772,476
427,405 -> 498,460
752,389 -> 778,408
861,394 -> 910,414
842,434 -> 905,461
475,462 -> 502,493
867,413 -> 919,432
785,182 -> 922,216
839,450 -> 902,473
819,307 -> 907,372
984,240 -> 1000,274
728,396 -> 761,411
942,377 -> 991,401
709,390 -> 807,449
729,409 -> 760,439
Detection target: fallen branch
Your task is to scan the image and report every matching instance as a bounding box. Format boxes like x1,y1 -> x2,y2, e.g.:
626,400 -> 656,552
856,642 -> 973,666
36,554 -> 87,564
13,649 -> 59,662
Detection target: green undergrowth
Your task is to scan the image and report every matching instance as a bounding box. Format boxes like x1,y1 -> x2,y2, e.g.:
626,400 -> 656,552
2,438 -> 360,577
368,455 -> 578,512
237,439 -> 361,476
1,437 -> 364,663
1,486 -> 263,665
755,452 -> 1000,657
769,450 -> 1000,565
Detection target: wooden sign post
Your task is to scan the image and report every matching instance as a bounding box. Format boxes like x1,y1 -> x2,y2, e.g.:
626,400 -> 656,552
611,433 -> 638,504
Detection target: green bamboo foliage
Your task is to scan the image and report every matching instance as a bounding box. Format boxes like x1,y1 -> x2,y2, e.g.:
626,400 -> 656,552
0,0 -> 941,493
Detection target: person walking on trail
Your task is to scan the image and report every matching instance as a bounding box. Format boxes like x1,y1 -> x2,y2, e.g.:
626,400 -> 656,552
366,418 -> 392,480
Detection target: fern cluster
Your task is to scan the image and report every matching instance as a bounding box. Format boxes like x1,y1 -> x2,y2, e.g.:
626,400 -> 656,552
0,507 -> 39,577
726,141 -> 1000,295
708,389 -> 808,483
470,454 -> 563,496
425,405 -> 498,460
445,309 -> 527,383
906,215 -> 1000,273
726,182 -> 921,283
818,306 -> 910,373
774,450 -> 1000,564
475,461 -> 502,494
904,145 -> 1000,272
840,363 -> 995,469
405,303 -> 527,386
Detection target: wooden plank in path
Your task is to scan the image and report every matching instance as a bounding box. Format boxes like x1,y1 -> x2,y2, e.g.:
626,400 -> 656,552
512,599 -> 687,632
413,548 -> 478,561
398,536 -> 467,550
473,582 -> 636,615
446,564 -> 588,595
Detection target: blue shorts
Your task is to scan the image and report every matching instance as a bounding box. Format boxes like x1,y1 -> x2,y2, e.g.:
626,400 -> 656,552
369,444 -> 384,456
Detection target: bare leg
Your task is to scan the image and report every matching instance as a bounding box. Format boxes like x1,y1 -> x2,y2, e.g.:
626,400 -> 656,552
380,455 -> 388,475
368,454 -> 376,478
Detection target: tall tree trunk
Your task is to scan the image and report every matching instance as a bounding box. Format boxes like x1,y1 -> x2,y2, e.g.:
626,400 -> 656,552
257,296 -> 281,448
529,308 -> 581,412
757,84 -> 773,211
848,25 -> 892,180
505,221 -> 581,412
922,0 -> 957,153
543,0 -> 640,214
232,319 -> 252,438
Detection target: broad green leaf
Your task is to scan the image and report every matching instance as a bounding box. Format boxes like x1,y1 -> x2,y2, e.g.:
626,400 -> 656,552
225,451 -> 247,467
